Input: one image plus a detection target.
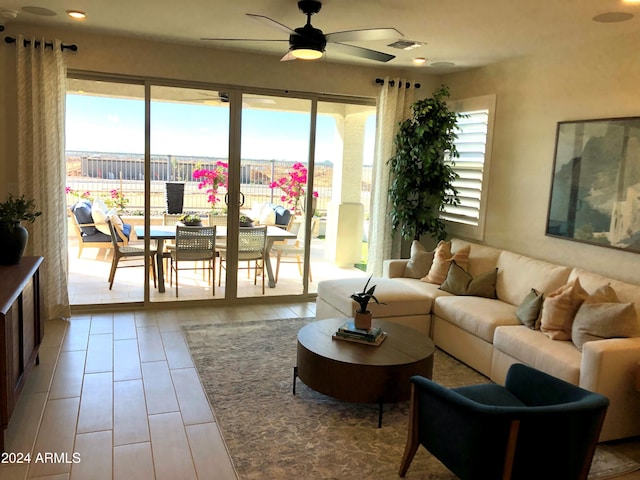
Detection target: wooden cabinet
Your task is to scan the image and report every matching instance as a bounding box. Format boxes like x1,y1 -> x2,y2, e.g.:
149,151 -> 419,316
0,256 -> 44,453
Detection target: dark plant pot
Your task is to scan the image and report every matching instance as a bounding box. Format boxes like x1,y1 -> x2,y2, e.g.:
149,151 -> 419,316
0,224 -> 29,265
239,221 -> 254,227
178,221 -> 202,227
165,182 -> 185,214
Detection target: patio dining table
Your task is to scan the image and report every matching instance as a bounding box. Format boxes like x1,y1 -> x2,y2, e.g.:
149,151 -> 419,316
134,225 -> 296,293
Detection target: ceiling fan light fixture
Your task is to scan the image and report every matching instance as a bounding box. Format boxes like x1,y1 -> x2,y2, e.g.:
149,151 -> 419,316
67,10 -> 87,20
291,48 -> 323,60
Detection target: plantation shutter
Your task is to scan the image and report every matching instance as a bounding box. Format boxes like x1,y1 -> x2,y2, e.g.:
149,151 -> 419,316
442,109 -> 489,227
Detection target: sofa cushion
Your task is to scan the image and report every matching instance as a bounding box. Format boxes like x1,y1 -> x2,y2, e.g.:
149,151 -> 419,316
515,288 -> 543,329
404,241 -> 434,279
451,239 -> 502,278
569,268 -> 640,320
493,326 -> 582,384
317,277 -> 436,319
433,295 -> 519,343
422,241 -> 470,285
540,278 -> 588,341
440,261 -> 498,299
572,285 -> 638,351
496,251 -> 571,307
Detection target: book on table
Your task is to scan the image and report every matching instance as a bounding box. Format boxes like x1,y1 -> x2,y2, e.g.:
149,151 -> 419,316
337,321 -> 383,340
332,331 -> 387,347
332,321 -> 387,346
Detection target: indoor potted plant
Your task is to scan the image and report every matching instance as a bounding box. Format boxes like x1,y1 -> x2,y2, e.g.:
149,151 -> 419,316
0,194 -> 42,265
350,275 -> 385,329
388,85 -> 463,242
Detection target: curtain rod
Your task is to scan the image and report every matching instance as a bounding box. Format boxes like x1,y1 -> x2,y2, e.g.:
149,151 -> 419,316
375,78 -> 420,89
4,36 -> 78,52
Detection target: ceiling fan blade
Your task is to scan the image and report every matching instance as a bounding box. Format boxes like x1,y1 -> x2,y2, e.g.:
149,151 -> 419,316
329,43 -> 395,62
201,38 -> 287,42
246,13 -> 295,35
280,51 -> 297,62
325,28 -> 402,44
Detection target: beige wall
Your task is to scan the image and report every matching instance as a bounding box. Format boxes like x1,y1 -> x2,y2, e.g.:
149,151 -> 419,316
2,23 -> 639,284
432,29 -> 640,284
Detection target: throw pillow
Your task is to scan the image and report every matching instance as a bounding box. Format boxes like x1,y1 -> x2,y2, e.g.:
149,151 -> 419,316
516,288 -> 544,329
571,284 -> 639,351
421,242 -> 470,285
540,278 -> 588,341
439,261 -> 498,298
72,200 -> 97,236
91,201 -> 110,235
404,241 -> 434,279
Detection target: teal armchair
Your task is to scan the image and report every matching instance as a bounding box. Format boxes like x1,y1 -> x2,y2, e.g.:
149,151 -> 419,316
399,363 -> 609,480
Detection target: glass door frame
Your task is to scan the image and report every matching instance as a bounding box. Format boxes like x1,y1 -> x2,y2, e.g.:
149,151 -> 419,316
67,70 -> 374,308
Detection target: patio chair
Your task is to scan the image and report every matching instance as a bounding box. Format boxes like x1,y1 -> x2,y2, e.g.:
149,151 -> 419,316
169,225 -> 217,297
107,218 -> 157,290
69,201 -> 114,258
399,363 -> 609,480
271,218 -> 312,283
218,226 -> 267,294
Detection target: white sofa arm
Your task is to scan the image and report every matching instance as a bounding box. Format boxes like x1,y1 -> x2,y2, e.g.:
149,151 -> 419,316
580,337 -> 640,441
383,259 -> 408,278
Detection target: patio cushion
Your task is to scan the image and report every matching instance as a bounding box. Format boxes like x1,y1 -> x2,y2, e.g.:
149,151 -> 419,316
72,200 -> 97,235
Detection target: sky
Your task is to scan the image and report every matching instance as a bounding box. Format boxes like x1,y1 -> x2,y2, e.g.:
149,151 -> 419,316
65,94 -> 376,164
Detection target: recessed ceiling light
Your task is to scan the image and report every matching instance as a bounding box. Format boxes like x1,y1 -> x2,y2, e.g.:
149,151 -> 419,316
22,6 -> 57,16
592,12 -> 634,22
413,57 -> 427,65
67,10 -> 87,20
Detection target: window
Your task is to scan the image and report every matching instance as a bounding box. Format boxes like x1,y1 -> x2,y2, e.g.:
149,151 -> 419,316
442,94 -> 496,241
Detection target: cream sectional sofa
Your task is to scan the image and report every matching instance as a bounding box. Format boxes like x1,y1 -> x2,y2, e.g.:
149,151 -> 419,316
315,238 -> 640,441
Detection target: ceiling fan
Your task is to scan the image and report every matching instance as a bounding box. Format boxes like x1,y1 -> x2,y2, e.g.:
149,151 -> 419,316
201,0 -> 402,62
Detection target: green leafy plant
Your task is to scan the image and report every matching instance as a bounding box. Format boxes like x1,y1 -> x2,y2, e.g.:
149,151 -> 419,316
179,213 -> 201,225
0,194 -> 42,233
388,85 -> 463,241
350,275 -> 385,313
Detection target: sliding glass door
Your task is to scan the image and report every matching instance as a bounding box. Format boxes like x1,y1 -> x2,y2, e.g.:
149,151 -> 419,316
65,74 -> 374,307
149,85 -> 230,303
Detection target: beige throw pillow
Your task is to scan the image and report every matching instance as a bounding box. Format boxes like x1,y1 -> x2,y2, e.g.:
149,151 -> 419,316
404,241 -> 434,279
439,261 -> 498,298
571,284 -> 639,351
540,278 -> 588,341
421,241 -> 470,285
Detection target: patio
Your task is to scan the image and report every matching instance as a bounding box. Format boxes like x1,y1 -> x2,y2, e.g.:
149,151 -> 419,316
67,221 -> 367,306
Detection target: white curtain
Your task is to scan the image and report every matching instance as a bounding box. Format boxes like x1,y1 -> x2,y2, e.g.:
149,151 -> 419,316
367,78 -> 415,276
16,35 -> 71,320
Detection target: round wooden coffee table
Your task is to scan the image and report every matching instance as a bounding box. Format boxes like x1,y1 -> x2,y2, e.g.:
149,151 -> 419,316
294,318 -> 434,427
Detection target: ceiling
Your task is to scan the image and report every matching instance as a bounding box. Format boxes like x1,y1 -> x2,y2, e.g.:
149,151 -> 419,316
1,0 -> 640,72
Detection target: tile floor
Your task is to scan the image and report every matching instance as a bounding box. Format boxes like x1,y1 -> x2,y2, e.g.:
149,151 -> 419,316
1,301 -> 316,479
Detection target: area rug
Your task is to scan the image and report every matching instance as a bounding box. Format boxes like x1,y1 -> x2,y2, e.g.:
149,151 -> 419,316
183,317 -> 640,480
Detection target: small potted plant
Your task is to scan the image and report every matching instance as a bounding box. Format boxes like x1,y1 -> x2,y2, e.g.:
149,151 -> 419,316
178,213 -> 202,226
239,214 -> 254,227
0,194 -> 42,265
350,275 -> 385,329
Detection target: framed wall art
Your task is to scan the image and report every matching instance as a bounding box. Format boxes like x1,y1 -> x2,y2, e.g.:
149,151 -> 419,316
546,116 -> 640,253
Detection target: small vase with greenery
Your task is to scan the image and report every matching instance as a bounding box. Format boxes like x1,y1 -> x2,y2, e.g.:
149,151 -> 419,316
0,194 -> 42,265
388,85 -> 463,242
178,213 -> 202,226
350,275 -> 385,329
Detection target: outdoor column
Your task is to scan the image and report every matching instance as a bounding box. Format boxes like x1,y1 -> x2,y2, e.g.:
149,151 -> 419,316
325,107 -> 368,266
